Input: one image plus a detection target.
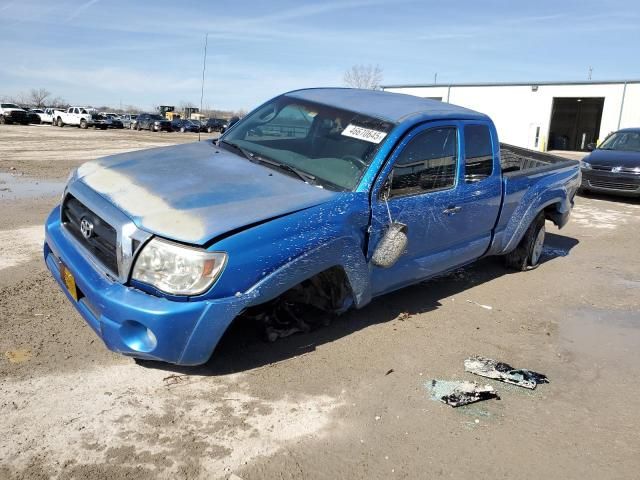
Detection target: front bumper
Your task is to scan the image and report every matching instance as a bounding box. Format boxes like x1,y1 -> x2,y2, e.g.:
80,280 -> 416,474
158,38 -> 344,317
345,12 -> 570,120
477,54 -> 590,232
44,206 -> 247,365
581,169 -> 640,197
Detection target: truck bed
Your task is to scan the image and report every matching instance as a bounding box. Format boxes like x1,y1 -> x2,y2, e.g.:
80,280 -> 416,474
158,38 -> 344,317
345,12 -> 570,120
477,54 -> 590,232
500,143 -> 577,176
486,144 -> 582,257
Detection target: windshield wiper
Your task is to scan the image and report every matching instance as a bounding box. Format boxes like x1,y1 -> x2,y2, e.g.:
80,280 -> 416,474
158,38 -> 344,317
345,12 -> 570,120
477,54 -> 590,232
220,139 -> 257,162
220,140 -> 317,185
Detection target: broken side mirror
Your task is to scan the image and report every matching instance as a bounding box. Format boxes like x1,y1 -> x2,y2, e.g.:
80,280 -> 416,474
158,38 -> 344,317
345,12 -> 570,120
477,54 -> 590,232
372,222 -> 408,268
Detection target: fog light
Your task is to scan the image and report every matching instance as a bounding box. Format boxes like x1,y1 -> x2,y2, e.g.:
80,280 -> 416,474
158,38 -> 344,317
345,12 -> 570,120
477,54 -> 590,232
120,320 -> 157,353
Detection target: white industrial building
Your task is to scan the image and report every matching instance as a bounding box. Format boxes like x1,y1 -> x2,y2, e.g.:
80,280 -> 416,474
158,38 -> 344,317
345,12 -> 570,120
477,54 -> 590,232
382,80 -> 640,152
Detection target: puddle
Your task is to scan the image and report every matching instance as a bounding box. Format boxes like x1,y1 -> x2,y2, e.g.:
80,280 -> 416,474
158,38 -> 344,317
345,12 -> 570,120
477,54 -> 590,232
0,173 -> 65,200
559,307 -> 640,369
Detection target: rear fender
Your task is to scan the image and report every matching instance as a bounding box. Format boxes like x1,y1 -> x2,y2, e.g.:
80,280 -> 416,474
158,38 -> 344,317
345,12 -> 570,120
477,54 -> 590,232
497,194 -> 569,255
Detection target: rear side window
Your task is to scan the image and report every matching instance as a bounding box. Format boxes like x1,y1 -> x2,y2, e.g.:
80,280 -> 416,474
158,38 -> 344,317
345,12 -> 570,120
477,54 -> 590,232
390,127 -> 457,197
464,124 -> 493,182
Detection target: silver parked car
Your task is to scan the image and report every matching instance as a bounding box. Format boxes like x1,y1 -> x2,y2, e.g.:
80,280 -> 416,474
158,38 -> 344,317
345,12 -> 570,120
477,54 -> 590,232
121,113 -> 138,129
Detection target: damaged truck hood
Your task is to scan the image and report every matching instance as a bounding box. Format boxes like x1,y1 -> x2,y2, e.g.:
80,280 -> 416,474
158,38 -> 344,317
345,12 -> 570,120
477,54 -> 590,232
76,141 -> 338,245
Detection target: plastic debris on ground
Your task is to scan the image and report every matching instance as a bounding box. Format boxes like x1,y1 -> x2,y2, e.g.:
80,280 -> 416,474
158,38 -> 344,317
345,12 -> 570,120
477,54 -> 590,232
427,380 -> 500,407
464,356 -> 549,390
466,299 -> 493,310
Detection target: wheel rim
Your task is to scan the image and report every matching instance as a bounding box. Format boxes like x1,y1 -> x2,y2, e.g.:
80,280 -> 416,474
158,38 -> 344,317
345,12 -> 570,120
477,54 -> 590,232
531,226 -> 545,265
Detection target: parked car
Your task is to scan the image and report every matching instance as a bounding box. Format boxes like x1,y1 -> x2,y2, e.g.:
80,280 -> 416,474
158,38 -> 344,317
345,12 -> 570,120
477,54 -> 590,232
136,113 -> 172,132
226,116 -> 240,130
171,119 -> 200,133
104,114 -> 124,129
204,118 -> 227,133
90,113 -> 111,130
43,88 -> 580,365
53,107 -> 96,128
121,114 -> 138,129
0,103 -> 29,124
24,108 -> 42,124
581,128 -> 640,197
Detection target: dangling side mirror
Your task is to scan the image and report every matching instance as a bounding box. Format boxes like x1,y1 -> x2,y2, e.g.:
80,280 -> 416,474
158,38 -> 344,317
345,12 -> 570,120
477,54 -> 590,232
372,222 -> 408,268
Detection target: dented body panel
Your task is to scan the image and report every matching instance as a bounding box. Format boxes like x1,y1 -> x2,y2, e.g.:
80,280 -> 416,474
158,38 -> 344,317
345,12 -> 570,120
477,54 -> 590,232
43,88 -> 581,365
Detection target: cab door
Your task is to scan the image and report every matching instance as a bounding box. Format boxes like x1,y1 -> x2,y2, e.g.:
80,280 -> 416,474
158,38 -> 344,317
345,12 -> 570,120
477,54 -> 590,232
367,121 -> 501,296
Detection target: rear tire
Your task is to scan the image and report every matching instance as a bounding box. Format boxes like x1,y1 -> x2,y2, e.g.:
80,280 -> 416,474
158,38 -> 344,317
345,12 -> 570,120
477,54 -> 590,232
57,118 -> 64,127
505,213 -> 546,271
80,119 -> 88,129
0,116 -> 5,124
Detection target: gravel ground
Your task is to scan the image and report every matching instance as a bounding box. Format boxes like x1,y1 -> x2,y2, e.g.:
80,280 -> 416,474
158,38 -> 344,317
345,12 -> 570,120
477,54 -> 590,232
0,125 -> 639,479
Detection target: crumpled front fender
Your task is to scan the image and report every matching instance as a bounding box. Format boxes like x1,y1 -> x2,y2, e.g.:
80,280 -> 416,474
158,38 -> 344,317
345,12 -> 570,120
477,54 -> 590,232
243,236 -> 372,309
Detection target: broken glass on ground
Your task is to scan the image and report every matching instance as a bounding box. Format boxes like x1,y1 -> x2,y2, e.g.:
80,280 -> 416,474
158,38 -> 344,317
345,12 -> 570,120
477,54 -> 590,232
427,380 -> 499,407
464,356 -> 549,390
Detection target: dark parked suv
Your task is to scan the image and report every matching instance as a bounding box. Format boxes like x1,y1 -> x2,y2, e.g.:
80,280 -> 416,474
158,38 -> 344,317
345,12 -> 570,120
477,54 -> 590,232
136,113 -> 172,132
171,119 -> 201,133
204,118 -> 227,133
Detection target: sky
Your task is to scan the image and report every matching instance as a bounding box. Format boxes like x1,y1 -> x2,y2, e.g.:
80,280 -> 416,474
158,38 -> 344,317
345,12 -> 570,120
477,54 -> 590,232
1,0 -> 639,111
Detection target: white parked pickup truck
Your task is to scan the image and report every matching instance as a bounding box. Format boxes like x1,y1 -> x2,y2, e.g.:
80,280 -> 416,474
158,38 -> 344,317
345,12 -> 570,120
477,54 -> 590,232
53,107 -> 97,129
34,108 -> 57,124
0,103 -> 29,124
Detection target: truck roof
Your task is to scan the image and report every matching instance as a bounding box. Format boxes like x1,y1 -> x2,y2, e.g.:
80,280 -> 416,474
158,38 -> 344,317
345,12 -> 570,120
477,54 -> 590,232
285,88 -> 488,124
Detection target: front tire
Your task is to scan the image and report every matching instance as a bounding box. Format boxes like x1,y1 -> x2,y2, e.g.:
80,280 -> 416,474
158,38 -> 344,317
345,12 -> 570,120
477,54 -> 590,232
505,213 -> 546,271
80,119 -> 88,129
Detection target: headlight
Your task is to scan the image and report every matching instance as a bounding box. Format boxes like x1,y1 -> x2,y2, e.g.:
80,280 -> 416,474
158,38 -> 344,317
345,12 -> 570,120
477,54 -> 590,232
132,238 -> 227,295
581,161 -> 592,170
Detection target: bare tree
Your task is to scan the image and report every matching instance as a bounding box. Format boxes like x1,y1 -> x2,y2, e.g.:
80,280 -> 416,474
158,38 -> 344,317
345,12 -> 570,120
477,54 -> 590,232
49,96 -> 68,108
29,88 -> 51,107
9,92 -> 28,106
343,64 -> 383,90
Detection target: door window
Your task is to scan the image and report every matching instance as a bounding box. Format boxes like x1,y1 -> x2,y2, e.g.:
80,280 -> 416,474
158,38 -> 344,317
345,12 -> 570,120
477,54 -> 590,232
389,127 -> 457,197
463,124 -> 493,183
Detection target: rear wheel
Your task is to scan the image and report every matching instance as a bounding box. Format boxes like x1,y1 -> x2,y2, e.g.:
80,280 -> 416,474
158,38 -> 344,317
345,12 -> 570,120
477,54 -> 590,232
0,116 -> 5,124
80,119 -> 88,129
505,213 -> 546,271
57,118 -> 64,127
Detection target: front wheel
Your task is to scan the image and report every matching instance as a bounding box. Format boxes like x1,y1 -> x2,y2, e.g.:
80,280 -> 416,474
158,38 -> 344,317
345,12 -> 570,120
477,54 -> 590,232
504,213 -> 546,271
80,119 -> 88,129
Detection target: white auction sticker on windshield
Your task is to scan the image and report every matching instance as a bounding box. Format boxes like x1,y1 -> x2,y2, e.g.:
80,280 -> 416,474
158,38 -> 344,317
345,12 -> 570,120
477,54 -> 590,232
341,124 -> 387,144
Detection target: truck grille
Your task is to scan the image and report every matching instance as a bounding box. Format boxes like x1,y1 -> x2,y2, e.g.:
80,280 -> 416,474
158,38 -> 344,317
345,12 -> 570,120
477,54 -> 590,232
9,111 -> 27,121
61,194 -> 118,274
588,180 -> 639,191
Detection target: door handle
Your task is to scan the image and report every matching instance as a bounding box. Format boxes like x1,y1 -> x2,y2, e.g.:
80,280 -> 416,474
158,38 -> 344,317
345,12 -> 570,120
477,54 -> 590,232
443,206 -> 462,215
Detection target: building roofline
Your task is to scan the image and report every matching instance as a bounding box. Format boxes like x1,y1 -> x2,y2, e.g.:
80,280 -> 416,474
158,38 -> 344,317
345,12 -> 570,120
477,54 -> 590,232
381,79 -> 640,89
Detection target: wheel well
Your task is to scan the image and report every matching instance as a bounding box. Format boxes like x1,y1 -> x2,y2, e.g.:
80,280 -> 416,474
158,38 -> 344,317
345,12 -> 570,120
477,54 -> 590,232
543,202 -> 563,226
238,266 -> 355,339
266,266 -> 353,312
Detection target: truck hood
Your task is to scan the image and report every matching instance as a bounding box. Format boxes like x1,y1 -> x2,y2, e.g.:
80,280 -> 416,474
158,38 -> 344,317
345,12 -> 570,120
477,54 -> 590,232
77,141 -> 338,245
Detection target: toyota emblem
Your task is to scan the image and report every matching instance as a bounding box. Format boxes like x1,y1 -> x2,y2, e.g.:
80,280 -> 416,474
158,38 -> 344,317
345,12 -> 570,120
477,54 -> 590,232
80,217 -> 94,239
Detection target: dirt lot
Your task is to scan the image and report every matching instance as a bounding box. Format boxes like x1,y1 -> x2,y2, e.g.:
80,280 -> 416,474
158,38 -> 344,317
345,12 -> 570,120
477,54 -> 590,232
1,125 -> 639,479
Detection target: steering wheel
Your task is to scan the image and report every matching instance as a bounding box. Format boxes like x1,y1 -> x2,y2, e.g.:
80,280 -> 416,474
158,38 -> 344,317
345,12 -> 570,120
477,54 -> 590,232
342,155 -> 367,169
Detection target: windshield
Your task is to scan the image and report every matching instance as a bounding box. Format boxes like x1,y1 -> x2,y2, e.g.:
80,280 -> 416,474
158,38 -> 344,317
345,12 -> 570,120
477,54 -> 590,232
149,114 -> 163,120
221,96 -> 394,191
599,131 -> 640,152
1,103 -> 20,109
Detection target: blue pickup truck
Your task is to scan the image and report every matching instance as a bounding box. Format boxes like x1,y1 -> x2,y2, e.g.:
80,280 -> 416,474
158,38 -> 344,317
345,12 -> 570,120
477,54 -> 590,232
44,89 -> 581,365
